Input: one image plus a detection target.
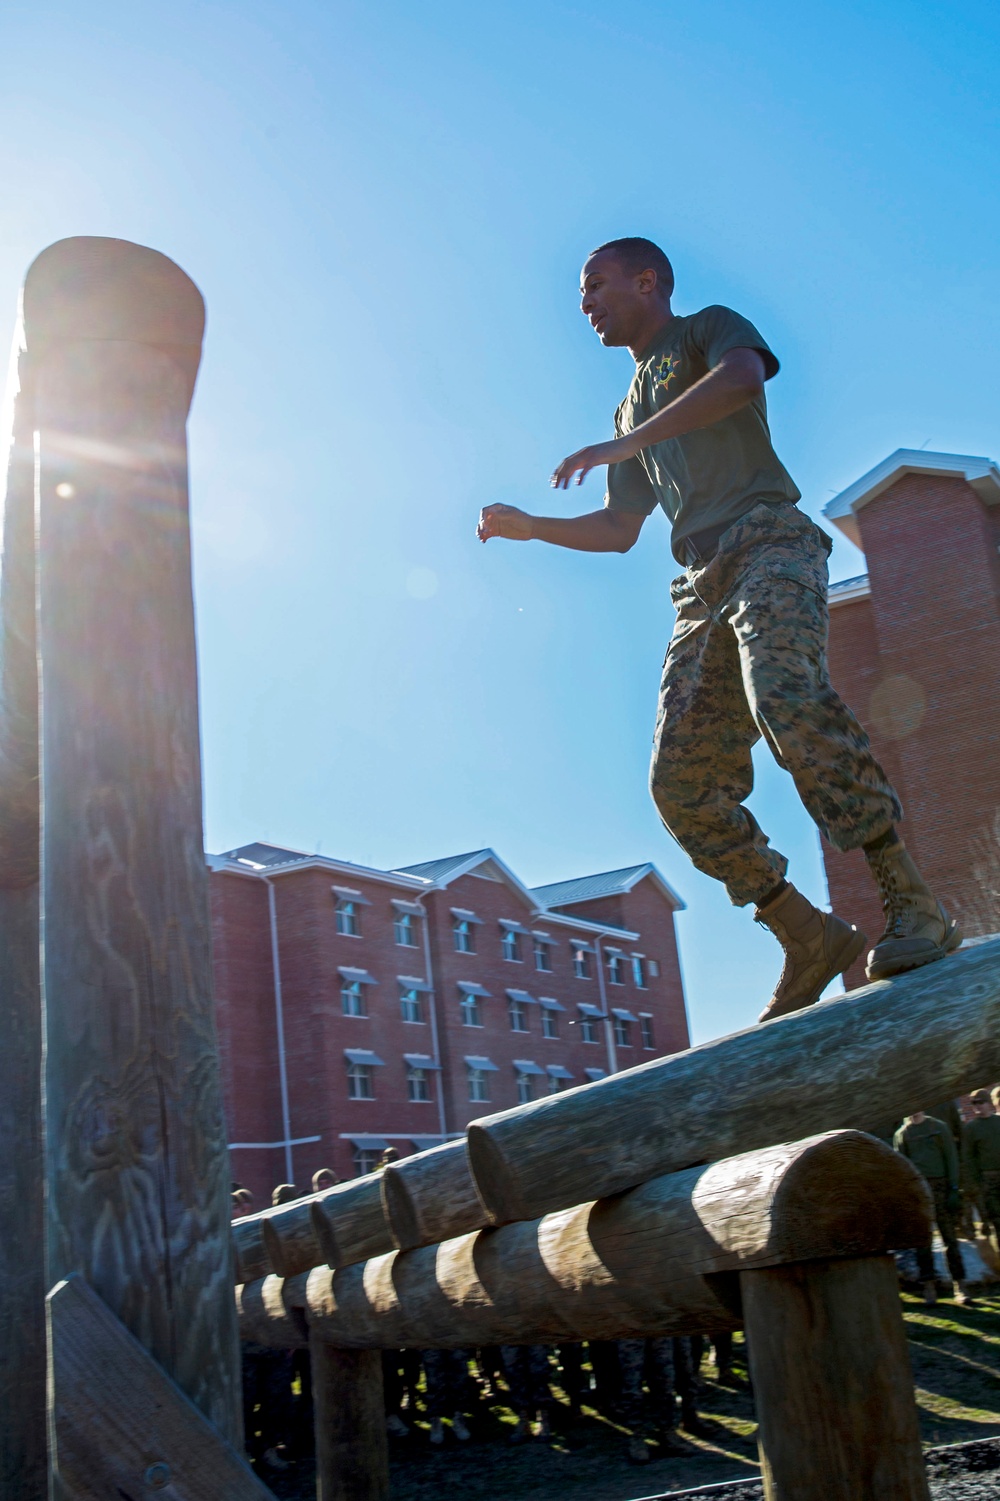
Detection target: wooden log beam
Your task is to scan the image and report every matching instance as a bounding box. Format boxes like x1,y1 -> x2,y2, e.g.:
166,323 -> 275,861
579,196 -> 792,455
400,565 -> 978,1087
240,1132 -> 929,1351
29,236 -> 241,1441
309,1173 -> 391,1270
0,324 -> 44,1497
48,1275 -> 274,1501
467,938 -> 1000,1224
742,1257 -> 930,1501
382,1138 -> 487,1252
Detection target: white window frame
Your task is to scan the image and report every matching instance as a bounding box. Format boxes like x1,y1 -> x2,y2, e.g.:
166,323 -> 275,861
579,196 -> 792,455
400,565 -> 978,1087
631,955 -> 647,989
508,997 -> 529,1033
460,993 -> 482,1027
542,1008 -> 559,1039
640,1013 -> 655,1050
613,1014 -> 631,1047
607,952 -> 624,985
341,980 -> 367,1017
399,988 -> 423,1024
501,928 -> 522,963
579,1009 -> 598,1044
393,912 -> 418,947
533,938 -> 552,972
516,1071 -> 534,1105
407,1066 -> 431,1103
351,1146 -> 382,1176
467,1067 -> 490,1103
573,946 -> 592,980
453,918 -> 476,954
346,1061 -> 374,1099
335,898 -> 360,936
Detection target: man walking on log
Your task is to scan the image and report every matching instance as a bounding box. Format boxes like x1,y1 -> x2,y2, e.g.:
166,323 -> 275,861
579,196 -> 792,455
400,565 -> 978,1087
477,237 -> 960,1020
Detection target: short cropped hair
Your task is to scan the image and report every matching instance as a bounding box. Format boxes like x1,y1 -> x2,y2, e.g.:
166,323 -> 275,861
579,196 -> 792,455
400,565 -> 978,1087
271,1182 -> 298,1206
312,1167 -> 339,1192
591,237 -> 674,297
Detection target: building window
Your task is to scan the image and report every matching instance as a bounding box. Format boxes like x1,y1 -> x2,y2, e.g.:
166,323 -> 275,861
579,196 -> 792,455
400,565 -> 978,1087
572,946 -> 591,980
640,1014 -> 655,1050
516,1071 -> 534,1105
632,955 -> 647,989
467,1067 -> 490,1103
648,959 -> 660,979
542,1008 -> 559,1039
508,997 -> 529,1033
400,988 -> 423,1024
502,928 -> 522,963
460,993 -> 482,1027
336,898 -> 360,936
394,912 -> 418,947
606,952 -> 624,985
533,937 -> 552,972
547,1072 -> 562,1094
613,1015 -> 632,1047
341,980 -> 367,1017
407,1067 -> 430,1103
578,1008 -> 599,1044
346,1061 -> 374,1099
453,918 -> 476,954
351,1147 -> 383,1176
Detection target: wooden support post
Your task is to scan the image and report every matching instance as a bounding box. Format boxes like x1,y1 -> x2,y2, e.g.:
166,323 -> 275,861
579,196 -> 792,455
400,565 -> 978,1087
741,1256 -> 930,1501
310,1333 -> 389,1501
467,937 -> 1000,1224
0,303 -> 44,1497
26,236 -> 242,1449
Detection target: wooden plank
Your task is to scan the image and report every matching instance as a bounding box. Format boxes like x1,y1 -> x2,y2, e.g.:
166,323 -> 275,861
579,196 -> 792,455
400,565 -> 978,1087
311,1335 -> 389,1501
242,1132 -> 930,1350
48,1275 -> 274,1501
261,1191 -> 325,1277
382,1138 -> 488,1251
467,937 -> 1000,1223
741,1256 -> 930,1501
310,1173 -> 392,1269
28,236 -> 241,1440
0,296 -> 44,1498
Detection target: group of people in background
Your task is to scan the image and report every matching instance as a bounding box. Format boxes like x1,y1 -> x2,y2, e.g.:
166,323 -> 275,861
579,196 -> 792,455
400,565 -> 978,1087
231,1091 -> 1000,1473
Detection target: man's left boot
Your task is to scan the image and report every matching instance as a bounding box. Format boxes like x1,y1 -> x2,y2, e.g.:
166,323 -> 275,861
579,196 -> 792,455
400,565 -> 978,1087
865,840 -> 962,981
953,1282 -> 976,1308
755,883 -> 866,1023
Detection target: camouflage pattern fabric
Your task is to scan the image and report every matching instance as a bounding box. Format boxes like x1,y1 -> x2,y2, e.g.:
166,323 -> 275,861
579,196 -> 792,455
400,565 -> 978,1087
978,1170 -> 1000,1245
916,1178 -> 967,1285
421,1348 -> 472,1420
651,501 -> 901,907
499,1344 -> 554,1417
617,1337 -> 688,1434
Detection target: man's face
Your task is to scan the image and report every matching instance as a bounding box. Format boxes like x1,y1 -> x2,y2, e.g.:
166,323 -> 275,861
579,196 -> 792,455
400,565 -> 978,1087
579,252 -> 653,347
973,1099 -> 995,1117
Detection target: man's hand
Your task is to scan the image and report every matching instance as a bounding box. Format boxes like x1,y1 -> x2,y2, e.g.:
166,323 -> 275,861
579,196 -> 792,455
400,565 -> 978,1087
477,503 -> 534,543
550,435 -> 636,490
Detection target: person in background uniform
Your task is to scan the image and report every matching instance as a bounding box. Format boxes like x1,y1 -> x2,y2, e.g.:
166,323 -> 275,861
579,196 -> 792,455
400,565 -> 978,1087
963,1089 -> 1000,1248
383,1350 -> 422,1438
500,1345 -> 554,1442
312,1167 -> 339,1193
478,236 -> 960,1023
272,1183 -> 299,1206
618,1337 -> 704,1463
380,1146 -> 400,1169
894,1111 -> 974,1306
421,1349 -> 472,1444
232,1188 -> 254,1219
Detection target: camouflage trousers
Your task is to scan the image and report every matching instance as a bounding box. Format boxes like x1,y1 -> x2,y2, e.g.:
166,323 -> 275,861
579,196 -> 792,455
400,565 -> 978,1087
618,1337 -> 693,1434
651,502 -> 901,907
916,1178 -> 966,1285
499,1344 -> 554,1416
979,1172 -> 1000,1243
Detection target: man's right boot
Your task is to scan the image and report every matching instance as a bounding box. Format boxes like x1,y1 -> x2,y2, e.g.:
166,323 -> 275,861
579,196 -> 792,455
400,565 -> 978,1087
864,839 -> 962,981
755,883 -> 866,1023
922,1280 -> 938,1307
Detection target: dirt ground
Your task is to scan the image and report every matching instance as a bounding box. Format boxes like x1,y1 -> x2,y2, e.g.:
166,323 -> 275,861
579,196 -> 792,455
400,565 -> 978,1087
261,1291 -> 1000,1501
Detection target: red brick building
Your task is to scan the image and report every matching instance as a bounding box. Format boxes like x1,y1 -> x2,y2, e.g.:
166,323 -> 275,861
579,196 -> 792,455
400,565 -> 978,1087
823,449 -> 1000,984
210,843 -> 688,1202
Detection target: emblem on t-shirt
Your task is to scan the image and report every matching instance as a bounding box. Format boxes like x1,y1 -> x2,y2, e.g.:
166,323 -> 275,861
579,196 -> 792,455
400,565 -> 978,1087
652,352 -> 680,390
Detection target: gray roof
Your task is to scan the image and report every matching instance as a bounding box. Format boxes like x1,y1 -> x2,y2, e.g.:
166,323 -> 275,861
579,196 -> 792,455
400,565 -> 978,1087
531,864 -> 653,909
217,841 -> 311,869
393,850 -> 492,882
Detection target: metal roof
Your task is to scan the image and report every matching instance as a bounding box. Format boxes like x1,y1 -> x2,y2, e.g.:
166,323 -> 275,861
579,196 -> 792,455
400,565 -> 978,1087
394,849 -> 493,882
531,862 -> 685,911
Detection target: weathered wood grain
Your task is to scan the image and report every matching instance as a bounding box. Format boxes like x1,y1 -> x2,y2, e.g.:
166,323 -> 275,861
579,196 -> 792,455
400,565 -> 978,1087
238,1132 -> 929,1350
48,1275 -> 274,1500
233,1218 -> 272,1285
311,1338 -> 389,1501
467,938 -> 1000,1223
742,1256 -> 930,1501
0,322 -> 44,1497
236,1276 -> 308,1349
261,1191 -> 325,1278
30,236 -> 241,1440
382,1138 -> 488,1251
310,1173 -> 392,1269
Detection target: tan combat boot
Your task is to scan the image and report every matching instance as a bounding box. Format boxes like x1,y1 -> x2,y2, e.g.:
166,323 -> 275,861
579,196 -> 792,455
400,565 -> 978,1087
864,840 -> 962,981
755,883 -> 866,1023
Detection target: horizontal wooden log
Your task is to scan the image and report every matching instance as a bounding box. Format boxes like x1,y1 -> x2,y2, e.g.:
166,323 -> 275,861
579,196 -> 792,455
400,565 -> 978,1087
261,1191 -> 325,1278
237,1276 -> 308,1349
310,1173 -> 392,1269
48,1275 -> 273,1500
233,1174 -> 393,1285
233,1218 -> 272,1285
381,1138 -> 488,1251
467,939 -> 1000,1224
240,1131 -> 929,1351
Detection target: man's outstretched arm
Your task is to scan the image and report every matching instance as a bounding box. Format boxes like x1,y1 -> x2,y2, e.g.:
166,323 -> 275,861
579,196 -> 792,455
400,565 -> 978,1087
477,503 -> 646,553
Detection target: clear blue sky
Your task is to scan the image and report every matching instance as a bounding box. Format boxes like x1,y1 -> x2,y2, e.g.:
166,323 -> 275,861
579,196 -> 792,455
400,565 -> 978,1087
2,0 -> 998,1042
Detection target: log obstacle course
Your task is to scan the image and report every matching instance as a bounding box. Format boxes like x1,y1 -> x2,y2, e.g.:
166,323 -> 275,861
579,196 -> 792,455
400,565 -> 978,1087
0,233 -> 997,1501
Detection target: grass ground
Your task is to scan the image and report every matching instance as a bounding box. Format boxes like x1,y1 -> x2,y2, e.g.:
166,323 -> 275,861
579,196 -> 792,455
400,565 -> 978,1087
262,1291 -> 1000,1501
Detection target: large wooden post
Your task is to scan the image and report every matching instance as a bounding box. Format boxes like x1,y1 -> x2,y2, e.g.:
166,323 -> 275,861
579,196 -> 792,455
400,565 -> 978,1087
27,236 -> 241,1443
0,322 -> 45,1496
741,1256 -> 930,1501
311,1336 -> 389,1501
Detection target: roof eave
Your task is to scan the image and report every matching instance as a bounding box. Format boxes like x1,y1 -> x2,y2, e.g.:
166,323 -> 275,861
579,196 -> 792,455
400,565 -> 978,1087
823,448 -> 1000,547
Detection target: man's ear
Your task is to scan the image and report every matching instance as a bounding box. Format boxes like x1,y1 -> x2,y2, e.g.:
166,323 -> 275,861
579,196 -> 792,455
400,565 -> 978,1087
637,268 -> 659,295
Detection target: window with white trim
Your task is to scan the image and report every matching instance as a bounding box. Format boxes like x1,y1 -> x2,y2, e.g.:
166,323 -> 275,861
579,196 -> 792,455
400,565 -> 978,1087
516,1071 -> 534,1105
453,918 -> 476,954
573,946 -> 591,980
346,1061 -> 374,1099
606,952 -> 624,985
502,928 -> 522,962
394,912 -> 418,947
508,997 -> 529,1033
547,1072 -> 562,1094
336,898 -> 360,936
648,959 -> 660,978
400,988 -> 423,1024
579,1008 -> 599,1044
467,1067 -> 490,1103
613,1015 -> 632,1047
407,1066 -> 431,1103
460,992 -> 482,1027
341,980 -> 367,1017
542,1008 -> 559,1039
640,1014 -> 655,1050
533,937 -> 553,972
631,955 -> 647,989
351,1147 -> 382,1176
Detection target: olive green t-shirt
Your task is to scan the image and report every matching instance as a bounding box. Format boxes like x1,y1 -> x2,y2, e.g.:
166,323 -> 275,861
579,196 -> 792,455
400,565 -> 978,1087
605,305 -> 801,562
